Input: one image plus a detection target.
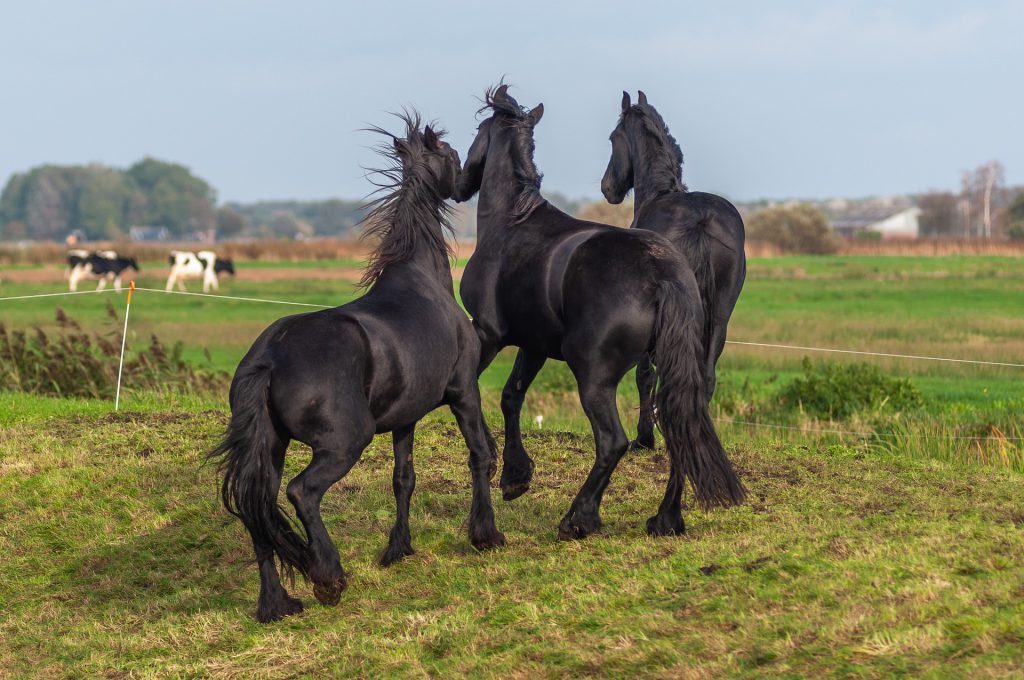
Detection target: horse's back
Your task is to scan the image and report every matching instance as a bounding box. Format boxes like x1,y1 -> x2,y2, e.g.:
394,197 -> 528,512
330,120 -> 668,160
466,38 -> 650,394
252,276 -> 468,435
636,191 -> 744,252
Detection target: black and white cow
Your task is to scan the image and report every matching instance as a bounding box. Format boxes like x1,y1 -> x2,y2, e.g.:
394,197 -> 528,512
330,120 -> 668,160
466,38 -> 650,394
165,250 -> 235,293
68,251 -> 139,291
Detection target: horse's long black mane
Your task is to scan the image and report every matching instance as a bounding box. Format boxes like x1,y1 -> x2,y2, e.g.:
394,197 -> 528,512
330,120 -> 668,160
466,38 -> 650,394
482,85 -> 546,222
623,103 -> 687,193
360,111 -> 454,287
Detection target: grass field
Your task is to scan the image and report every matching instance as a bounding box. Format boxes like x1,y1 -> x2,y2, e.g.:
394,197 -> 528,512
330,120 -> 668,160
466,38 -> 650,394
1,255 -> 1023,676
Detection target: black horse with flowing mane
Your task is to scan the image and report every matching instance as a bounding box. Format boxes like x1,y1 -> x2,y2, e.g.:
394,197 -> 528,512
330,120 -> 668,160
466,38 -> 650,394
210,113 -> 504,623
602,91 -> 747,450
455,84 -> 745,541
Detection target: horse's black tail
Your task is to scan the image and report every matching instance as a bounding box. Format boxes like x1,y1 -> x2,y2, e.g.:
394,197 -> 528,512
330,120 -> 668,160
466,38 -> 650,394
652,277 -> 745,510
208,365 -> 309,579
676,214 -> 716,368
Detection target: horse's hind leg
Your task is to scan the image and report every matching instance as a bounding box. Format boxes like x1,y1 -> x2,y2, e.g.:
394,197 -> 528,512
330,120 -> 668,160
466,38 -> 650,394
632,355 -> 657,450
380,424 -> 417,566
558,363 -> 630,541
449,382 -> 506,550
499,349 -> 546,500
286,411 -> 374,606
254,437 -> 304,622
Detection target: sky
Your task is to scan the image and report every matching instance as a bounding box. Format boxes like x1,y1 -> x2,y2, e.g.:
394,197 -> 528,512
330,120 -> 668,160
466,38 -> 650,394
1,1 -> 1022,204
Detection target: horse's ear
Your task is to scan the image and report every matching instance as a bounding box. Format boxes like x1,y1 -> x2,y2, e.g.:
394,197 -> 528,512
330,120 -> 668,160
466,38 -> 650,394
528,102 -> 544,126
423,125 -> 440,150
638,90 -> 648,106
621,91 -> 631,113
495,84 -> 509,101
393,137 -> 408,154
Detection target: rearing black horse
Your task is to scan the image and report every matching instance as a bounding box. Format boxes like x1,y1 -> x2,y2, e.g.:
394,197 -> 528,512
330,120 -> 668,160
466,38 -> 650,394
602,91 -> 747,450
456,85 -> 744,540
210,114 -> 504,623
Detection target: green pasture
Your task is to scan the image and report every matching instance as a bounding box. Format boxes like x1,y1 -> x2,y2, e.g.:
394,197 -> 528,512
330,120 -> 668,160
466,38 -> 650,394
0,404 -> 1021,677
2,254 -> 1021,422
1,255 -> 1023,675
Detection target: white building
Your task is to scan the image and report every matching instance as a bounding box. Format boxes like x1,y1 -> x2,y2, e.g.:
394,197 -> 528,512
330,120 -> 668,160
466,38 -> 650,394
828,205 -> 922,239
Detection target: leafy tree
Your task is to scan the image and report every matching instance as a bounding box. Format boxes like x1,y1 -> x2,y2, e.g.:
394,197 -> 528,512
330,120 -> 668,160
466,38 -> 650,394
126,158 -> 216,236
0,158 -> 218,241
917,191 -> 961,237
216,207 -> 247,238
1008,192 -> 1024,241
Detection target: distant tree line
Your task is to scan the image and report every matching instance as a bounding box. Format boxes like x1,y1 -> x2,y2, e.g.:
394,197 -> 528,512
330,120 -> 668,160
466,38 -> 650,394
917,161 -> 1023,239
0,158 -> 216,241
222,200 -> 366,240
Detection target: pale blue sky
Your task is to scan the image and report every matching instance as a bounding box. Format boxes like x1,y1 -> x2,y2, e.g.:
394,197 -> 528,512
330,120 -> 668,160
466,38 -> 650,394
1,1 -> 1021,203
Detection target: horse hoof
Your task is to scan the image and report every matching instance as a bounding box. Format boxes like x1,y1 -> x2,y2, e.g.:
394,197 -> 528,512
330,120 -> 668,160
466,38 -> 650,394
256,594 -> 304,623
557,516 -> 601,541
630,438 -> 655,452
379,543 -> 415,567
312,577 -> 347,606
500,459 -> 534,501
471,528 -> 507,551
646,514 -> 685,537
501,482 -> 530,501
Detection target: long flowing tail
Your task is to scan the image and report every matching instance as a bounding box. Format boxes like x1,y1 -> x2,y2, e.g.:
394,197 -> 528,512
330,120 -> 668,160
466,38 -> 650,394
208,365 -> 309,578
652,277 -> 745,509
676,213 -> 716,370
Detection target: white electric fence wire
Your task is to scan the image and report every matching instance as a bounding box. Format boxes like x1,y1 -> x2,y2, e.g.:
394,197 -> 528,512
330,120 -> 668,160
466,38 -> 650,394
132,287 -> 332,308
726,340 -> 1024,369
719,418 -> 1023,441
0,288 -> 122,302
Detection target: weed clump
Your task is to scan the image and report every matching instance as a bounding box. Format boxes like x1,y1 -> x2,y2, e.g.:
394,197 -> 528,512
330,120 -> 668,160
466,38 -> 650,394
0,303 -> 227,399
778,358 -> 922,419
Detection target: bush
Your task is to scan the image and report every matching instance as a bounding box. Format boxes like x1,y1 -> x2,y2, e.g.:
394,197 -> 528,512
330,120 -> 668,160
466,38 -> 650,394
747,204 -> 842,254
778,358 -> 922,419
576,199 -> 634,228
0,304 -> 227,399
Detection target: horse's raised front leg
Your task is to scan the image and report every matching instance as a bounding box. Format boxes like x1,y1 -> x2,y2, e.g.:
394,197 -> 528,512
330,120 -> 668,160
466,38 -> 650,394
380,424 -> 416,566
499,349 -> 546,501
632,354 -> 657,450
285,413 -> 374,606
254,437 -> 304,622
449,381 -> 506,551
557,365 -> 629,541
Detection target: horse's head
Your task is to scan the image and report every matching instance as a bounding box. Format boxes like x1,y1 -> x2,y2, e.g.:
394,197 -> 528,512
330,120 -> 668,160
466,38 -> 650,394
601,90 -> 645,204
128,257 -> 140,271
603,90 -> 683,204
391,121 -> 462,201
454,83 -> 544,203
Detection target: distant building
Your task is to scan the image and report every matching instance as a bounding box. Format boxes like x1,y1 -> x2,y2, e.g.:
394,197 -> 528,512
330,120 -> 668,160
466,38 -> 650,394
827,204 -> 922,239
129,225 -> 170,241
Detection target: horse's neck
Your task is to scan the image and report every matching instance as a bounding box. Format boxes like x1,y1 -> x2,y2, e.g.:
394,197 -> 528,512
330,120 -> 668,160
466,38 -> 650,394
399,216 -> 453,288
475,150 -> 541,243
632,135 -> 681,209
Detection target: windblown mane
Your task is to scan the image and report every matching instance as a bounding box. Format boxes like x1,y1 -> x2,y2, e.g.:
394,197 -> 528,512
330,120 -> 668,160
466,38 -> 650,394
623,103 -> 687,193
481,85 -> 546,222
359,111 -> 454,288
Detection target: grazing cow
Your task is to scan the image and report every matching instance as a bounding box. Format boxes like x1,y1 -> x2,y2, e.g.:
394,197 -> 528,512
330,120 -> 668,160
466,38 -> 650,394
65,249 -> 90,278
166,250 -> 235,293
68,251 -> 138,291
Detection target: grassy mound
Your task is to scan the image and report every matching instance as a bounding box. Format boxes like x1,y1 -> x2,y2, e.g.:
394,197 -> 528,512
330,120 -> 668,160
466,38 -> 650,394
1,408 -> 1021,677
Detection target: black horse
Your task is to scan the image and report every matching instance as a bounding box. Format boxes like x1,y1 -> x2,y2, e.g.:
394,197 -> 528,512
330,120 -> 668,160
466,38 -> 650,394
602,91 -> 747,450
455,85 -> 744,541
210,114 -> 504,623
